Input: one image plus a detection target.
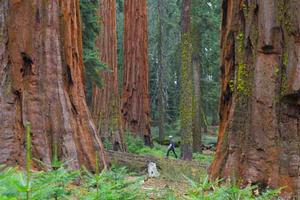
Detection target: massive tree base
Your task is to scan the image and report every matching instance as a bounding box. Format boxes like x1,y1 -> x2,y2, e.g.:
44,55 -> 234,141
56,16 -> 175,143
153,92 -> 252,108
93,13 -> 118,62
0,0 -> 106,170
210,0 -> 300,198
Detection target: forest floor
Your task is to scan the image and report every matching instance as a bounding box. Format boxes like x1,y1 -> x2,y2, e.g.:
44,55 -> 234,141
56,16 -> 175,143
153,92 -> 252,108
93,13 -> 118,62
118,135 -> 216,199
0,132 -> 280,199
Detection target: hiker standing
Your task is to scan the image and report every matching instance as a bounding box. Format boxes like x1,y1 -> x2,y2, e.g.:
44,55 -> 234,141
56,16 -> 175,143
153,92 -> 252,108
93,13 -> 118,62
166,135 -> 178,158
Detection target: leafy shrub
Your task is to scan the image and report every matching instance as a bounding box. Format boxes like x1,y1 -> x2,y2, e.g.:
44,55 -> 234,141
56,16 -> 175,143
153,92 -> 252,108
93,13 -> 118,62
31,167 -> 80,199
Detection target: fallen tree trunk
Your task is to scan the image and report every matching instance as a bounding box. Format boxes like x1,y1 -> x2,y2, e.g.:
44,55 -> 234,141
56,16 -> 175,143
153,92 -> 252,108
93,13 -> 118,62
106,150 -> 208,181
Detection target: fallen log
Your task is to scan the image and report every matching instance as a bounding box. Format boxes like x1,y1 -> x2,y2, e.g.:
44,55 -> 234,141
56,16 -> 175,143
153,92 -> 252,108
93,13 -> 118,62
105,150 -> 209,181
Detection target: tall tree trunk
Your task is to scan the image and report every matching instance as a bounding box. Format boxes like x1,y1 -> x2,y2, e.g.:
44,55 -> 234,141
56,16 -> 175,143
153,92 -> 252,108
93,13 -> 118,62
122,0 -> 152,146
157,0 -> 165,142
0,0 -> 106,170
192,44 -> 202,153
210,0 -> 300,198
180,0 -> 193,160
92,0 -> 126,151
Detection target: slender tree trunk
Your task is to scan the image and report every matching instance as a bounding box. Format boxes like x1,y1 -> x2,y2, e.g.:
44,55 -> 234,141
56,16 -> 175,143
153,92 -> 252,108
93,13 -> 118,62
92,0 -> 126,151
0,0 -> 106,170
157,0 -> 165,142
180,0 -> 193,160
210,0 -> 300,198
192,47 -> 202,153
122,0 -> 152,146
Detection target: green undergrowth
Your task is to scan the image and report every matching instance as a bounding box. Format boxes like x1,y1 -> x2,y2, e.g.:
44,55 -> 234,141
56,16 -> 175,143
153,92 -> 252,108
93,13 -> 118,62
192,153 -> 214,165
182,176 -> 281,200
2,125 -> 278,200
0,165 -> 145,200
0,165 -> 280,200
126,133 -> 180,158
125,132 -> 215,165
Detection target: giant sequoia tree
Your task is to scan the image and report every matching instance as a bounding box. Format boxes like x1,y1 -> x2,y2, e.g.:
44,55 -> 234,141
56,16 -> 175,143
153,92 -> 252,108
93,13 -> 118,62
122,0 -> 152,146
0,0 -> 106,170
92,0 -> 126,151
210,0 -> 300,198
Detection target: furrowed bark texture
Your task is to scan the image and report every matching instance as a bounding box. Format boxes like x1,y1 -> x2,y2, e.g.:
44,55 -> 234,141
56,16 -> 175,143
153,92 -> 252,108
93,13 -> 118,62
92,0 -> 126,151
180,0 -> 193,160
122,0 -> 152,146
0,0 -> 106,170
210,0 -> 300,198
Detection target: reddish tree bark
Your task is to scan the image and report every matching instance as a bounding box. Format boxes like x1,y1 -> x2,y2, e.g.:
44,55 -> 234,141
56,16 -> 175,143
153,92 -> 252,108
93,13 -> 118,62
122,0 -> 152,146
0,0 -> 106,170
92,0 -> 126,151
210,0 -> 300,198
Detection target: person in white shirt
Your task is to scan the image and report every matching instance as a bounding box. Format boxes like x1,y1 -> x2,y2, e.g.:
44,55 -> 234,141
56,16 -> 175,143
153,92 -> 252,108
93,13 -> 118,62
166,135 -> 177,158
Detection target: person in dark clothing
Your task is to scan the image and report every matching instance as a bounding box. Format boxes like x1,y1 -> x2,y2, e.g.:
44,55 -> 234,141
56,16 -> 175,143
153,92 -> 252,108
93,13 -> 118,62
166,135 -> 178,158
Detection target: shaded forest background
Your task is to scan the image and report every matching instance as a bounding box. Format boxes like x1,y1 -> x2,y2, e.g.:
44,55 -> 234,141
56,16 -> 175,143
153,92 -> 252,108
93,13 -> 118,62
81,0 -> 221,139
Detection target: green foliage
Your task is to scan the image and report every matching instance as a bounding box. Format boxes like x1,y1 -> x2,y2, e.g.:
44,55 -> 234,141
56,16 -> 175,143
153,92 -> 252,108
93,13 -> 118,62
164,120 -> 181,138
185,176 -> 281,200
78,167 -> 145,200
0,167 -> 29,199
0,162 -> 280,200
31,167 -> 80,199
191,0 -> 221,125
148,0 -> 182,123
80,0 -> 106,102
125,133 -> 145,154
0,165 -> 145,200
125,132 -> 178,158
151,120 -> 181,142
125,131 -> 215,161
